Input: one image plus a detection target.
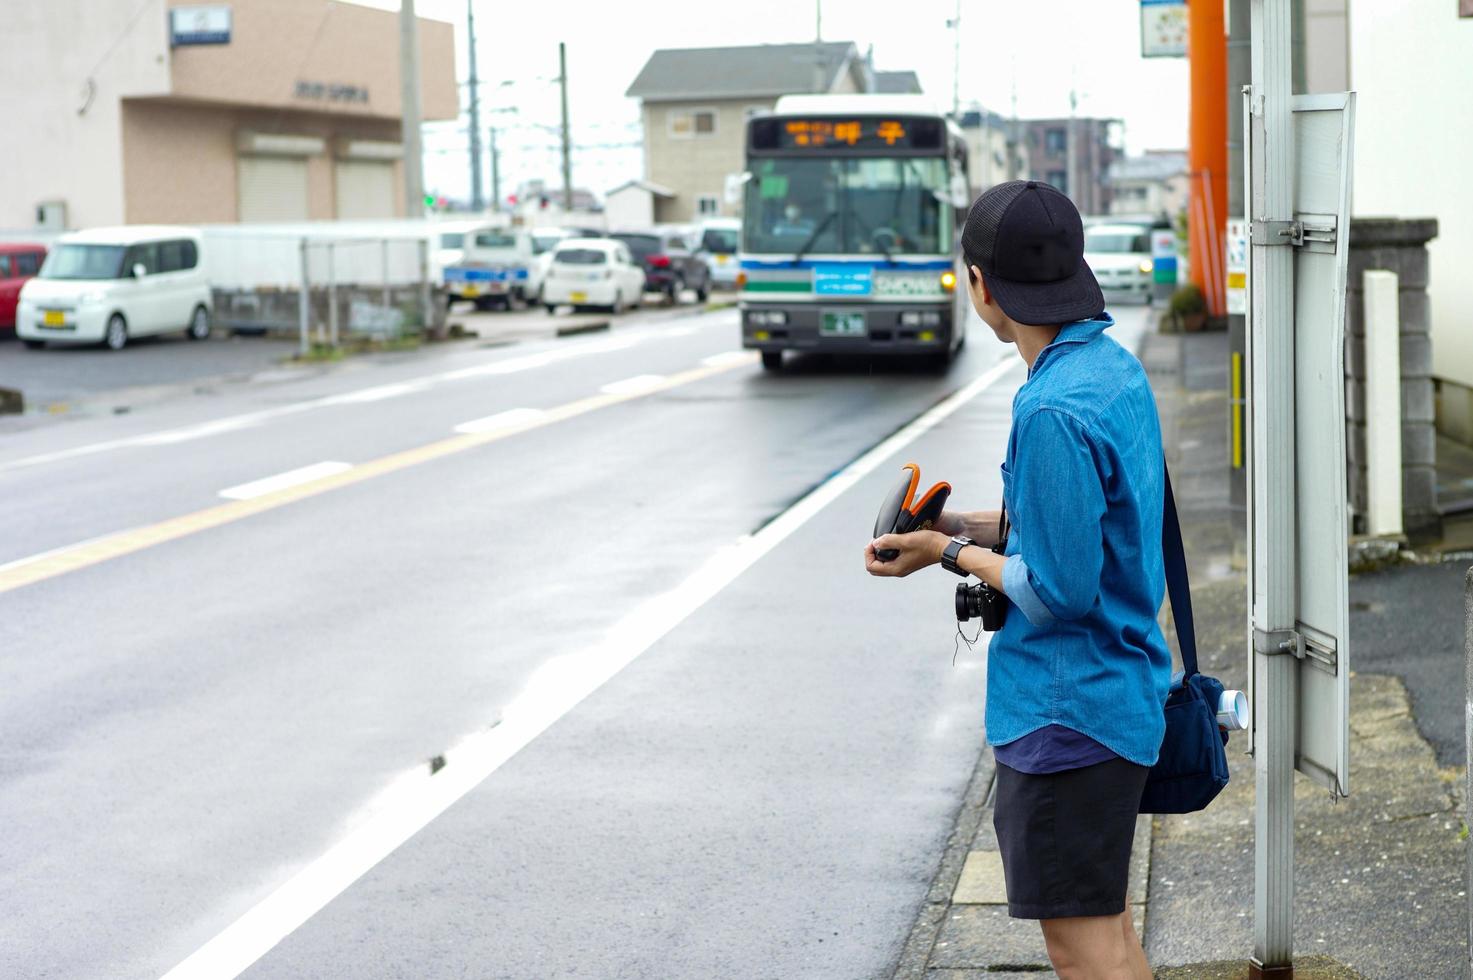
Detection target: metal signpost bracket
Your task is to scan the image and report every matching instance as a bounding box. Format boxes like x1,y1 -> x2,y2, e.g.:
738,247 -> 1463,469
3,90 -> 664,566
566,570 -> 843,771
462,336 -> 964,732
1249,215 -> 1337,250
1253,626 -> 1302,658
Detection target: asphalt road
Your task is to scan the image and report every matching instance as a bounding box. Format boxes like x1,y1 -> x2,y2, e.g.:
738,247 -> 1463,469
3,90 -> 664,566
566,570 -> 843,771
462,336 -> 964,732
0,303 -> 1147,979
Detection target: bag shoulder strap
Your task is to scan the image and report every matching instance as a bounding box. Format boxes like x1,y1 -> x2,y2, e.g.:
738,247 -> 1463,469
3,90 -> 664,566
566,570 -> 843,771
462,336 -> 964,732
1162,466 -> 1199,678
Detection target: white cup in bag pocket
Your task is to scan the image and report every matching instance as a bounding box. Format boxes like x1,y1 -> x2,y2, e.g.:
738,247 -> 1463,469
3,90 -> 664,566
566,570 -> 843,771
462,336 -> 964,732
1216,689 -> 1249,731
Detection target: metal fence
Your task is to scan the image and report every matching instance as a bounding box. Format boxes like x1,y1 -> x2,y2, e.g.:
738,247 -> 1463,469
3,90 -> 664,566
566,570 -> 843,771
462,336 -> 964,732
203,228 -> 440,355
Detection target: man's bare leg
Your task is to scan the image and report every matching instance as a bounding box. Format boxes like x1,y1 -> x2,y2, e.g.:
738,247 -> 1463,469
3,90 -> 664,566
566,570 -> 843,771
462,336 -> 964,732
1120,908 -> 1151,979
1039,915 -> 1137,980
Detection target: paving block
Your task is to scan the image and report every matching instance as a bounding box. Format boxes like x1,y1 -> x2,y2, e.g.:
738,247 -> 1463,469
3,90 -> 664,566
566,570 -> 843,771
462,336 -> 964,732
929,905 -> 1051,971
1398,288 -> 1430,334
952,850 -> 1008,904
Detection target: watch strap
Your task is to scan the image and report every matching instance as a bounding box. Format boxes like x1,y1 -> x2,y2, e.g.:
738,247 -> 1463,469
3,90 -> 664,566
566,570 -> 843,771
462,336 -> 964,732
941,536 -> 975,576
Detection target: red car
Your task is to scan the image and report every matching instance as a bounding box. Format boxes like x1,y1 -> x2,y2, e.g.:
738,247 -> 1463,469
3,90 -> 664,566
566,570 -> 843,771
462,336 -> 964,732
0,243 -> 48,332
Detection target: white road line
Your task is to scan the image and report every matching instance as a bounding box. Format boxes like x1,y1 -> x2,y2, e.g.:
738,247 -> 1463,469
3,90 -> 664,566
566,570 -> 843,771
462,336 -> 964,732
700,350 -> 757,369
218,462 -> 354,501
320,382 -> 424,405
155,353 -> 1023,980
452,408 -> 547,434
0,334 -> 649,473
599,374 -> 666,396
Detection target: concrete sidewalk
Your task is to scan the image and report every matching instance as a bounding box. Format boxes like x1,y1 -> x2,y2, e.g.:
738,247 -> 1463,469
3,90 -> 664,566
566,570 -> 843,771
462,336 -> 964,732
893,328 -> 1465,978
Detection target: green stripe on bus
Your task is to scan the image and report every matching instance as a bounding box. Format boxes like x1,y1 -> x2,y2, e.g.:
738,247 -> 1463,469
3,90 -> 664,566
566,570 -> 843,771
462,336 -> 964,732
742,281 -> 811,293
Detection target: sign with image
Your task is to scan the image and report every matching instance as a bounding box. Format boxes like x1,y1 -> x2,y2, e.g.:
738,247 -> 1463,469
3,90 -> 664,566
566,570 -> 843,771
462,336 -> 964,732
1225,218 -> 1248,315
170,5 -> 231,46
1140,0 -> 1187,58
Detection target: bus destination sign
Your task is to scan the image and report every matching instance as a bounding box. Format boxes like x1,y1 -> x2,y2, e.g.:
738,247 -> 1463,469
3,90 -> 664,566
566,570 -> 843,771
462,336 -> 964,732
750,116 -> 944,152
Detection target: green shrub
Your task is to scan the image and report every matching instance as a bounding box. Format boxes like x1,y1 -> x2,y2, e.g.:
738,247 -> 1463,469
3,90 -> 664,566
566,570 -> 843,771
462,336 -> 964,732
1169,283 -> 1207,318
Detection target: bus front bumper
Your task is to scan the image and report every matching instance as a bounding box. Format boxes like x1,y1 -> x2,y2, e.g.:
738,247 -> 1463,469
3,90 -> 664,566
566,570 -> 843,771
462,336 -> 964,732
739,302 -> 957,354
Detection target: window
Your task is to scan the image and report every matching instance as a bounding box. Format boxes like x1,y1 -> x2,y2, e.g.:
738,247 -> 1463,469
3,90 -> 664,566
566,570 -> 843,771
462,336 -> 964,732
16,252 -> 42,276
0,256 -> 10,278
665,235 -> 688,252
122,242 -> 159,275
696,195 -> 721,216
40,244 -> 127,280
158,239 -> 197,273
473,231 -> 517,249
1045,128 -> 1066,154
616,246 -> 632,265
1047,170 -> 1067,193
668,108 -> 717,138
742,156 -> 949,257
553,248 -> 607,265
439,232 -> 465,248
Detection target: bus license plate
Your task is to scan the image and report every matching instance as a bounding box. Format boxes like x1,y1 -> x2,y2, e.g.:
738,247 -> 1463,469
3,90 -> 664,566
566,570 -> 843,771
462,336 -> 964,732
462,284 -> 480,297
821,311 -> 866,337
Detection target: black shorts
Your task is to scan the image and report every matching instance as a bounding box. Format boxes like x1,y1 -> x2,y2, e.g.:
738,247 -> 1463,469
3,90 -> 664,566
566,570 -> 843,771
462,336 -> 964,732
992,756 -> 1148,919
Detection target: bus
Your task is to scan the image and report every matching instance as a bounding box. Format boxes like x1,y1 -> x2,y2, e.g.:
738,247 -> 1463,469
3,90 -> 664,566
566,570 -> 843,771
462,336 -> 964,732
738,95 -> 971,371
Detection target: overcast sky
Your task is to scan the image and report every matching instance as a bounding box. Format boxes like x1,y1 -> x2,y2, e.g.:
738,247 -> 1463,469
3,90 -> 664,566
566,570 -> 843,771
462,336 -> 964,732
351,0 -> 1190,204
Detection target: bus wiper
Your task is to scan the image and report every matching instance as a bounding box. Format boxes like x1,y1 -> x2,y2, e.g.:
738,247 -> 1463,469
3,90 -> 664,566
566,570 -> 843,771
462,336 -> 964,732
793,210 -> 839,265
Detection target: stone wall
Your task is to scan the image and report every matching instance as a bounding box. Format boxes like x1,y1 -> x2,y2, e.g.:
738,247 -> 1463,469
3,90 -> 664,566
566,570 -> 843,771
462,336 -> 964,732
1345,218 -> 1439,539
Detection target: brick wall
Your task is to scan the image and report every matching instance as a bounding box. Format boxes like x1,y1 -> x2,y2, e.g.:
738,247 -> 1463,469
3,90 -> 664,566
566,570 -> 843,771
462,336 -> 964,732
1345,218 -> 1439,539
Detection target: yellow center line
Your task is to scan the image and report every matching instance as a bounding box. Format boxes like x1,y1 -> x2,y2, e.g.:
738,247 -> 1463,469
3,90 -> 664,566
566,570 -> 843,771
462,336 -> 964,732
0,355 -> 757,596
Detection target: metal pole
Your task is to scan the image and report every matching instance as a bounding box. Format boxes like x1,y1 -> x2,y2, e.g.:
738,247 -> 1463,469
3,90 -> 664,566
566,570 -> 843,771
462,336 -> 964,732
950,0 -> 961,120
466,0 -> 483,212
297,237 -> 310,357
399,0 -> 425,216
558,42 -> 573,213
490,125 -> 500,212
1228,0 -> 1251,518
1249,0 -> 1297,976
418,238 -> 432,336
326,242 -> 337,348
1066,86 -> 1076,202
382,238 -> 391,309
1465,567 -> 1473,980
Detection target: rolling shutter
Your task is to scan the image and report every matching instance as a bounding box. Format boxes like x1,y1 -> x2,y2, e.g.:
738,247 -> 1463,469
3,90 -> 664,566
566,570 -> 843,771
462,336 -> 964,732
334,160 -> 396,220
237,156 -> 309,222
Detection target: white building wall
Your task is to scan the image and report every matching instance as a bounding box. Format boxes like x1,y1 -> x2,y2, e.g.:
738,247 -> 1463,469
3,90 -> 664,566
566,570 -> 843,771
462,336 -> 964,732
604,187 -> 656,229
1349,0 -> 1473,387
0,0 -> 172,230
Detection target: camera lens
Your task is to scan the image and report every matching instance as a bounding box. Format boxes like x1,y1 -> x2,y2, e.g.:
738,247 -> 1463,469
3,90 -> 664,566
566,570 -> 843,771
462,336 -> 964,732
956,582 -> 974,621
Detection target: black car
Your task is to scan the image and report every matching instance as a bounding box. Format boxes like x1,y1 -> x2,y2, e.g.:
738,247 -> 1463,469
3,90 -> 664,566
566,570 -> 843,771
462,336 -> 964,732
608,230 -> 710,304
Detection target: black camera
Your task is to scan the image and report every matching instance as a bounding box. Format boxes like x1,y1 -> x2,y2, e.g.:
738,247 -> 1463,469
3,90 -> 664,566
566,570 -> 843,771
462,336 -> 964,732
956,581 -> 1007,631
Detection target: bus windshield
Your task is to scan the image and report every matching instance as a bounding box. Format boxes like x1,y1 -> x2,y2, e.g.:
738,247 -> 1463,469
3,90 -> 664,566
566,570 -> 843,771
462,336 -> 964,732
742,156 -> 949,257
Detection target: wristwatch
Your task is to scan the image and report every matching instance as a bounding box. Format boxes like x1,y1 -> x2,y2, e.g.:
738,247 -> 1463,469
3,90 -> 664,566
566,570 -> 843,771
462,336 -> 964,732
941,535 -> 976,576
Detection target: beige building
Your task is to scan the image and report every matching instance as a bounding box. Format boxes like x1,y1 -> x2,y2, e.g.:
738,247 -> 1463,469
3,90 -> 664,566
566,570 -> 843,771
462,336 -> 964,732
625,42 -> 918,225
0,0 -> 455,230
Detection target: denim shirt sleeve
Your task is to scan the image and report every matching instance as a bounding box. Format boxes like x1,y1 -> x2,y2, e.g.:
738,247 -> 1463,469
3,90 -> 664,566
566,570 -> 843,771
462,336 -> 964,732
1005,408 -> 1107,624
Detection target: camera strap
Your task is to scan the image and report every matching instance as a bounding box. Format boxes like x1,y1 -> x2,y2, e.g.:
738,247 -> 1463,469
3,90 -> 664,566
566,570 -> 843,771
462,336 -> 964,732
1162,465 -> 1198,679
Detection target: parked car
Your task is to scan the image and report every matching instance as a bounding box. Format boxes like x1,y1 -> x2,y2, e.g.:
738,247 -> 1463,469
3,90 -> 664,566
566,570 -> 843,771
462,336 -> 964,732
0,242 -> 48,332
17,226 -> 212,350
695,218 -> 741,289
609,230 -> 711,304
1083,223 -> 1155,304
526,227 -> 575,305
541,238 -> 645,314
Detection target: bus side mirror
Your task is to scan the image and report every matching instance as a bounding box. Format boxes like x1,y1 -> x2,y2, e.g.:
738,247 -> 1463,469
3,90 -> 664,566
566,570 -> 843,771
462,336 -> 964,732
950,174 -> 971,207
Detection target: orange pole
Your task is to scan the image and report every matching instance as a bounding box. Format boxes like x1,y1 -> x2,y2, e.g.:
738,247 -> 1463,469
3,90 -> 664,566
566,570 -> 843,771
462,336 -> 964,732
1188,0 -> 1228,317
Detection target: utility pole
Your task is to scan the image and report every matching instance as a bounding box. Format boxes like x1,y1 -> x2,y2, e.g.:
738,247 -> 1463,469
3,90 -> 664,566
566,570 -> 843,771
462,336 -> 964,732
815,0 -> 821,41
1066,84 -> 1078,205
489,125 -> 500,213
558,42 -> 573,213
1248,0 -> 1295,975
465,0 -> 483,211
947,0 -> 962,119
398,0 -> 424,215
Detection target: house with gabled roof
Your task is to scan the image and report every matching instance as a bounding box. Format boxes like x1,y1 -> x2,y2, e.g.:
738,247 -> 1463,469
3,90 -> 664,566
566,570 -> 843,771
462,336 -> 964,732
625,42 -> 918,224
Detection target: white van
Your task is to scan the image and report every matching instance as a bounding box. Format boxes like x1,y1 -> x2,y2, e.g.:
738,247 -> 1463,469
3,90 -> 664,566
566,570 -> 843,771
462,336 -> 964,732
17,226 -> 212,350
696,217 -> 741,288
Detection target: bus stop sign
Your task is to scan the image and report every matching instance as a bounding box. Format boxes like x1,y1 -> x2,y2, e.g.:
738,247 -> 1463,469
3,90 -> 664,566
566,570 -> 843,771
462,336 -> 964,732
1246,92 -> 1356,797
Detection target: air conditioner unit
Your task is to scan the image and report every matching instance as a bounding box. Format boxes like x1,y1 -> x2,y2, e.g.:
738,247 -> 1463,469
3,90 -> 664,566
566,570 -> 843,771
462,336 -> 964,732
35,200 -> 68,231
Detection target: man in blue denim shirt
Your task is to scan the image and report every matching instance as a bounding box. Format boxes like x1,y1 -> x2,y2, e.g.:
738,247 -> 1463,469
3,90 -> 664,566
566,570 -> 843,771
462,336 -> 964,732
866,181 -> 1170,980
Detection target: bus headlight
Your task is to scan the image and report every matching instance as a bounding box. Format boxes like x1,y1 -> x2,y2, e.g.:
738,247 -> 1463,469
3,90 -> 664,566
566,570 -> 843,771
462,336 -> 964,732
900,311 -> 942,328
940,271 -> 957,292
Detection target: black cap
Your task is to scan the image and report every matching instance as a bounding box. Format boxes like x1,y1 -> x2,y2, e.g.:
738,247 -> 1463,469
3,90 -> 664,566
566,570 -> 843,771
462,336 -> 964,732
960,180 -> 1104,326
